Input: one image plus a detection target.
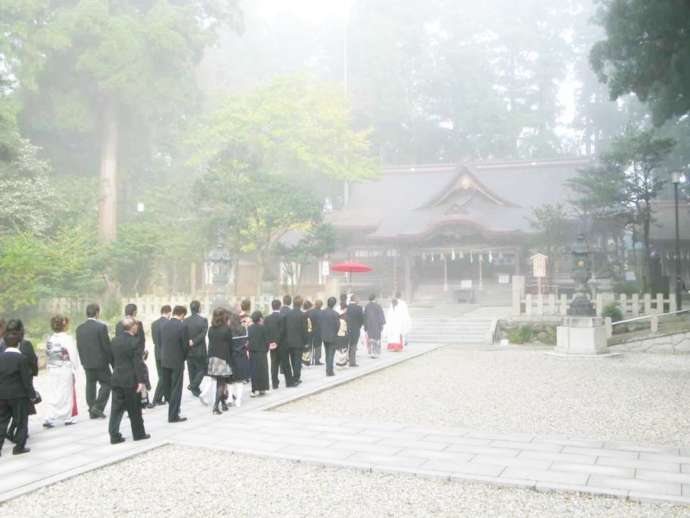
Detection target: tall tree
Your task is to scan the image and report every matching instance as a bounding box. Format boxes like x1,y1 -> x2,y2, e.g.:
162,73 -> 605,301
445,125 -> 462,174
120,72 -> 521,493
12,0 -> 242,241
591,0 -> 690,126
569,127 -> 675,289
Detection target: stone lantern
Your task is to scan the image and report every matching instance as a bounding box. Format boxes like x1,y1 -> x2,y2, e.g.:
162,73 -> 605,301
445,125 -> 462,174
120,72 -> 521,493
567,234 -> 595,317
207,231 -> 232,306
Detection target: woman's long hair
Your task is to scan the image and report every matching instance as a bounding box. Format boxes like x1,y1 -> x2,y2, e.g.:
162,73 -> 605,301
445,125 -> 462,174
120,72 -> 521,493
211,307 -> 229,328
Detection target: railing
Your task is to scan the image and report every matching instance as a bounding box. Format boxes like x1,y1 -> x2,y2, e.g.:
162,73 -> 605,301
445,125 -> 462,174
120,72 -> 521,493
608,309 -> 690,341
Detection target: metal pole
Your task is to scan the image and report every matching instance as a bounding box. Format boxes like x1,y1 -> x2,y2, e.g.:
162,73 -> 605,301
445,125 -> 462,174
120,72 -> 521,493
675,181 -> 682,310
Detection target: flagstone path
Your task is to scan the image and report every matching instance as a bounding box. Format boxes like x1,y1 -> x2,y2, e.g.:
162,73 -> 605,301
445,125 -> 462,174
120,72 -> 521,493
2,342 -> 690,508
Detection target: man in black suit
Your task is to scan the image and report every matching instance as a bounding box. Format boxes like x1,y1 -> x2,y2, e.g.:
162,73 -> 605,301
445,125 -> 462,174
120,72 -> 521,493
183,300 -> 208,397
309,299 -> 324,365
160,305 -> 188,423
109,317 -> 150,445
263,299 -> 283,390
76,303 -> 112,419
115,303 -> 151,404
284,295 -> 308,386
0,332 -> 37,456
321,297 -> 341,377
277,294 -> 292,383
151,305 -> 171,405
346,295 -> 364,367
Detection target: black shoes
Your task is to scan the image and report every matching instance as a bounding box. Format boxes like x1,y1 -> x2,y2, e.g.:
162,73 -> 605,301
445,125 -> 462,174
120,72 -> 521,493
213,408 -> 222,415
42,422 -> 54,429
110,435 -> 125,445
169,416 -> 188,423
12,446 -> 30,455
90,410 -> 106,419
133,434 -> 151,442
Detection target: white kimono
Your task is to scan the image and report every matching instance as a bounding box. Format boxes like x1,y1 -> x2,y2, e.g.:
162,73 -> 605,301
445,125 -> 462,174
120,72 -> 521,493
385,304 -> 411,350
43,332 -> 80,425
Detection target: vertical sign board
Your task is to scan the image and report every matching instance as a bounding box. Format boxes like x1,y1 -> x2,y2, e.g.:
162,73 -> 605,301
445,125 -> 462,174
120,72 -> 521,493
531,254 -> 548,295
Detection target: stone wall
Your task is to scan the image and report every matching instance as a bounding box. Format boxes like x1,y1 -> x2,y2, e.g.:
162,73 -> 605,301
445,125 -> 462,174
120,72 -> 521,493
609,332 -> 690,354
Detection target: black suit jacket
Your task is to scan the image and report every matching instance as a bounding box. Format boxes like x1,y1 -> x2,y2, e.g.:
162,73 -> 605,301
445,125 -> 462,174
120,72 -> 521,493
115,320 -> 146,355
320,308 -> 341,343
183,313 -> 208,358
0,349 -> 36,400
248,324 -> 268,353
264,312 -> 283,345
76,319 -> 112,369
307,308 -> 323,341
110,334 -> 148,389
346,303 -> 364,334
284,308 -> 308,349
161,318 -> 188,369
151,317 -> 168,361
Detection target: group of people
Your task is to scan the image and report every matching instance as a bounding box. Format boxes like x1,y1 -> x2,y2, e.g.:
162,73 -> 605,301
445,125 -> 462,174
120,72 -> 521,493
0,291 -> 410,455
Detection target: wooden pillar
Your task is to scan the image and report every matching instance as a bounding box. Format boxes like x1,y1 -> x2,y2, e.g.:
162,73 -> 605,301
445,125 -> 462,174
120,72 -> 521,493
403,251 -> 412,301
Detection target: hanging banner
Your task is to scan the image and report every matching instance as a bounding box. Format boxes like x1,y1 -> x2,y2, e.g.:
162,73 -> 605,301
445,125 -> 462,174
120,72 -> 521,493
531,253 -> 548,278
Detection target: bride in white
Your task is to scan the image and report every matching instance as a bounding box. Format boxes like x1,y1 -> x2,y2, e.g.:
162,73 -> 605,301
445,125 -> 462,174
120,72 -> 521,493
43,315 -> 80,428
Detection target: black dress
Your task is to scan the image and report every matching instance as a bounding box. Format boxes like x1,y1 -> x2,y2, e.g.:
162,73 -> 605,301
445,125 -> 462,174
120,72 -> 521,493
230,325 -> 250,383
248,324 -> 269,392
207,325 -> 233,379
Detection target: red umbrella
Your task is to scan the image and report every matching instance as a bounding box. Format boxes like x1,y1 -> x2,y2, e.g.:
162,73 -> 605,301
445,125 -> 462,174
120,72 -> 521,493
330,262 -> 373,273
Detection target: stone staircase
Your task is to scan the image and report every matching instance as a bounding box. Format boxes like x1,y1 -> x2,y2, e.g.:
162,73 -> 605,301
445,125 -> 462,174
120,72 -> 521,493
408,307 -> 499,345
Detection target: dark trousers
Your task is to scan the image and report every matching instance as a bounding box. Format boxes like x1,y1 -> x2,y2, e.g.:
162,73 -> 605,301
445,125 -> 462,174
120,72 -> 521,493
109,387 -> 146,440
0,398 -> 29,450
161,367 -> 184,421
324,342 -> 336,375
186,354 -> 206,392
152,357 -> 166,404
312,336 -> 323,363
85,367 -> 112,415
279,345 -> 294,386
348,330 -> 361,366
270,348 -> 281,389
289,348 -> 302,382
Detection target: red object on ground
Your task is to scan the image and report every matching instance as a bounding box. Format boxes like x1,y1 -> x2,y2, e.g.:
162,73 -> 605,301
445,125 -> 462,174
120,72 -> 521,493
330,262 -> 373,273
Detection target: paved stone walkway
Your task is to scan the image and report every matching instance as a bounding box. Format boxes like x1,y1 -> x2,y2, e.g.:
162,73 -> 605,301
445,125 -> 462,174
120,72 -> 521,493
2,342 -> 690,508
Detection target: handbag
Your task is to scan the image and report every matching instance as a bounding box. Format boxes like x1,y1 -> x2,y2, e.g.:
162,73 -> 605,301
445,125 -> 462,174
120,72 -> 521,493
199,376 -> 217,407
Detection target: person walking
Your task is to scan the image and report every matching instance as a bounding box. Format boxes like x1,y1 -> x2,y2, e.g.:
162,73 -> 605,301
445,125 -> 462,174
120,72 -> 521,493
115,303 -> 151,407
150,305 -> 171,405
346,295 -> 364,367
284,296 -> 307,386
364,295 -> 386,359
309,300 -> 324,365
278,294 -> 293,384
249,311 -> 269,397
109,317 -> 150,444
395,291 -> 411,346
263,300 -> 283,390
160,305 -> 188,423
229,312 -> 250,407
43,315 -> 80,428
183,300 -> 208,397
0,331 -> 37,456
321,297 -> 341,377
207,308 -> 233,415
385,297 -> 410,352
76,304 -> 112,419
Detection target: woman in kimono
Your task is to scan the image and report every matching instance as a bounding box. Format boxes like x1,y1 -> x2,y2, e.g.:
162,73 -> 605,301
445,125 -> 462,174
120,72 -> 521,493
207,308 -> 233,415
229,312 -> 250,407
385,298 -> 410,352
43,315 -> 80,428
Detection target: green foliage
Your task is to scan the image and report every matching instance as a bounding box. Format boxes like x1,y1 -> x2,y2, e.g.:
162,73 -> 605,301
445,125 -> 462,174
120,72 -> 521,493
528,204 -> 571,259
0,227 -> 104,313
506,325 -> 535,345
591,0 -> 690,126
191,75 -> 379,182
602,302 -> 624,323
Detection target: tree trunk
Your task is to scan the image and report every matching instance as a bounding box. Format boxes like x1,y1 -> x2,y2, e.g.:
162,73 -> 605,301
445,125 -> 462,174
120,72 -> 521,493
643,213 -> 652,293
255,254 -> 265,299
99,98 -> 119,242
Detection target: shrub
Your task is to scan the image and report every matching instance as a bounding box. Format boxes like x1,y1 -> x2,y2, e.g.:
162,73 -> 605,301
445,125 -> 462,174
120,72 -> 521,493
602,302 -> 624,323
507,325 -> 535,344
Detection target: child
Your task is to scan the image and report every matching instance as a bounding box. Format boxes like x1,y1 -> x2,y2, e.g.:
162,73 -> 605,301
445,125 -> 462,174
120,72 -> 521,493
248,311 -> 270,397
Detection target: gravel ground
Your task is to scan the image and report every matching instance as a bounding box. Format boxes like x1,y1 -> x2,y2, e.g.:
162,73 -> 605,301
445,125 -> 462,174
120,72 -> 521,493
2,445 -> 688,517
280,347 -> 690,446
